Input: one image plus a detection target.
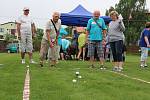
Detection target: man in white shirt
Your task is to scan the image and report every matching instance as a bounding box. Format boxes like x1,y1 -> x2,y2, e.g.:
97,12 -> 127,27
40,12 -> 61,67
17,7 -> 36,64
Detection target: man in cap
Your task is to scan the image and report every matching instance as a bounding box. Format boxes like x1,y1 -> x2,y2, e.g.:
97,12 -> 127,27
17,7 -> 36,64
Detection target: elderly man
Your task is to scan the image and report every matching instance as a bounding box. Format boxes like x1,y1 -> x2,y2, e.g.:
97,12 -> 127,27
17,7 -> 36,64
86,10 -> 107,69
39,12 -> 61,67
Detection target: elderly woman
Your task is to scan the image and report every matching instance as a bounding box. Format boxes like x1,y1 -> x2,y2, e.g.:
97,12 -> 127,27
108,11 -> 125,71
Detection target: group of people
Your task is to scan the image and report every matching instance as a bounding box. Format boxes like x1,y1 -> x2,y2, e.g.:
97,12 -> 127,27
85,10 -> 126,71
16,7 -> 150,71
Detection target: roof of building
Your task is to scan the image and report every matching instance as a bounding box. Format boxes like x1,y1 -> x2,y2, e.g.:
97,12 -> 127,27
0,22 -> 16,25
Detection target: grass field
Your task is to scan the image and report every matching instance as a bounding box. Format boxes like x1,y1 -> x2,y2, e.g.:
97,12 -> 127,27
0,53 -> 150,100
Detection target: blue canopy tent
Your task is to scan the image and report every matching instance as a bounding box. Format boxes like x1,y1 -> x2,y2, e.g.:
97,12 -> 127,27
60,5 -> 111,27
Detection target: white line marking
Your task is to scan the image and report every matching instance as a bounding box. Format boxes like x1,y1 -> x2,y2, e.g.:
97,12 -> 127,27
58,67 -> 150,84
40,66 -> 150,84
23,68 -> 30,100
107,70 -> 150,84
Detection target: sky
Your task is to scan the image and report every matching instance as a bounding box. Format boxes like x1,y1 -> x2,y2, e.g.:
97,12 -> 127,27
0,0 -> 150,28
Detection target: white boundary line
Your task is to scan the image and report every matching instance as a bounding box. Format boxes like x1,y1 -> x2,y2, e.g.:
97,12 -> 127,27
106,70 -> 150,84
21,66 -> 150,100
23,68 -> 30,100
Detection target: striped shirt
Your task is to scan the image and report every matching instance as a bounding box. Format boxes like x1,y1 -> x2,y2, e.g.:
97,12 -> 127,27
108,19 -> 125,42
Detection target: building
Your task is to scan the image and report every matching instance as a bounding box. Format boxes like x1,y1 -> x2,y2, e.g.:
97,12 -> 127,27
0,22 -> 18,52
0,22 -> 18,40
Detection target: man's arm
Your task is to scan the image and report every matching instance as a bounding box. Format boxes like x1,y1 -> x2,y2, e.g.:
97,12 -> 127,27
46,29 -> 54,48
17,23 -> 21,39
31,23 -> 36,37
102,29 -> 107,46
86,30 -> 89,43
119,20 -> 125,32
86,19 -> 91,43
103,29 -> 107,39
144,36 -> 150,48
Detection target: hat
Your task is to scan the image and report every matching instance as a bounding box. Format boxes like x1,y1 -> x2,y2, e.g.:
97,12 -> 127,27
23,7 -> 29,11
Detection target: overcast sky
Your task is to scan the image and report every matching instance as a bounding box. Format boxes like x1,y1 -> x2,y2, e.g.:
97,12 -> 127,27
0,0 -> 150,28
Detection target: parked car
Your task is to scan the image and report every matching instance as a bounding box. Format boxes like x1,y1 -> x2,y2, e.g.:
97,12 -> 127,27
6,43 -> 19,53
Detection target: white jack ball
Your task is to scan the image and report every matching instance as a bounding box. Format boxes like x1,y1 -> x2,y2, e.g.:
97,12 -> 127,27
78,76 -> 82,79
26,65 -> 29,68
72,79 -> 77,83
76,72 -> 79,75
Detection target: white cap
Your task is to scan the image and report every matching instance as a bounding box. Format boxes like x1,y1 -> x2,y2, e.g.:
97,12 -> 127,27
23,7 -> 29,11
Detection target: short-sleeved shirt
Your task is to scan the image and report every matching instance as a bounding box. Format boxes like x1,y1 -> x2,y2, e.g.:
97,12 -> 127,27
139,29 -> 150,47
87,18 -> 106,41
43,19 -> 61,40
17,15 -> 33,33
58,28 -> 68,46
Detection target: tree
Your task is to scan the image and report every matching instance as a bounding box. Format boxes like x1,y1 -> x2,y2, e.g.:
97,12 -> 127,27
114,0 -> 148,45
33,28 -> 44,51
105,6 -> 115,16
4,33 -> 16,43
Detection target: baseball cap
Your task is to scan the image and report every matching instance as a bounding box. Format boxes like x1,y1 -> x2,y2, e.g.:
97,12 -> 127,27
23,7 -> 29,11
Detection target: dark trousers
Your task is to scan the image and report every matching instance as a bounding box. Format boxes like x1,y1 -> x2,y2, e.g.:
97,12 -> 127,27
110,40 -> 123,62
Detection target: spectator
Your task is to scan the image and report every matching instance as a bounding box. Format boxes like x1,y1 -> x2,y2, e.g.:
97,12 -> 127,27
108,11 -> 125,71
86,10 -> 107,69
139,22 -> 150,68
77,29 -> 86,61
16,7 -> 36,64
39,12 -> 61,67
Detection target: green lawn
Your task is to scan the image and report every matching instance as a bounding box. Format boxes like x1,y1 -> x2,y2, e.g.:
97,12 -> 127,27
0,53 -> 150,100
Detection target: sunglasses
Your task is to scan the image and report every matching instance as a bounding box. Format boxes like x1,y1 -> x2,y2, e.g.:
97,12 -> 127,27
54,16 -> 59,18
24,10 -> 29,12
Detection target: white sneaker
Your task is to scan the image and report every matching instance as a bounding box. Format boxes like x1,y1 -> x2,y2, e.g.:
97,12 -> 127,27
30,60 -> 37,64
140,65 -> 144,68
119,67 -> 123,70
112,66 -> 118,71
144,64 -> 148,67
117,68 -> 122,72
21,59 -> 25,64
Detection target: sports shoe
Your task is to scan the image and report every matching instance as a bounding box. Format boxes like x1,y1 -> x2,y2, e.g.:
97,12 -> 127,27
117,67 -> 122,72
50,64 -> 56,67
99,65 -> 106,70
30,60 -> 37,64
144,64 -> 148,67
89,64 -> 95,68
140,65 -> 144,68
39,61 -> 43,67
21,59 -> 25,64
112,66 -> 118,71
119,67 -> 123,70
